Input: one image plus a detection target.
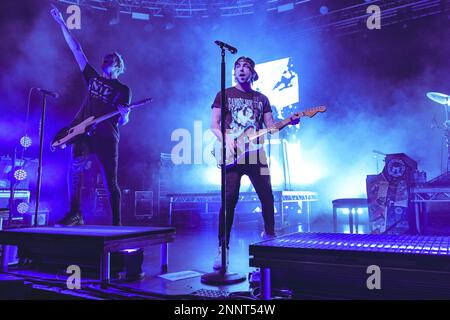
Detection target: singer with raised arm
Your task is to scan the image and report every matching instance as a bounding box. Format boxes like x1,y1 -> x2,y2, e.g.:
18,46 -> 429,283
50,5 -> 131,226
209,56 -> 300,270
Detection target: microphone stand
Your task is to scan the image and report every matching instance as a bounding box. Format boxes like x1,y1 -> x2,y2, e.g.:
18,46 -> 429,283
7,148 -> 17,229
34,91 -> 50,227
201,46 -> 246,285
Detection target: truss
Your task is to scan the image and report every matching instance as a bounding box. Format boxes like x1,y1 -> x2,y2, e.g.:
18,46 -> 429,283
411,187 -> 450,202
272,0 -> 449,38
57,0 -> 449,37
59,0 -> 261,18
167,190 -> 318,203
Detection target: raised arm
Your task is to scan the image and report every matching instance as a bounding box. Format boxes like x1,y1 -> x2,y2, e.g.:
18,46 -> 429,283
51,6 -> 87,71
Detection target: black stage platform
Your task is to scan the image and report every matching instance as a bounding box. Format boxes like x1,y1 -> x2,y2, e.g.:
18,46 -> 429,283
0,226 -> 175,288
250,232 -> 450,299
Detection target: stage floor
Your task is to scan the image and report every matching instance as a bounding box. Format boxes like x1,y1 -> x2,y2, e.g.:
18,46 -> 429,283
0,222 -> 312,299
2,217 -> 450,299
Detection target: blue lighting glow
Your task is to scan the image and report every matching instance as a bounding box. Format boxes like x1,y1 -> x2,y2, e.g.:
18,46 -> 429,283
20,135 -> 32,148
17,202 -> 29,214
257,233 -> 450,256
320,6 -> 329,14
14,169 -> 27,181
123,248 -> 139,253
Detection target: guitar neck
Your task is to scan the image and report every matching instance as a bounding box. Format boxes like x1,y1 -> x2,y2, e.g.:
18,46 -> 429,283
251,112 -> 304,140
93,110 -> 121,126
270,115 -> 299,133
91,98 -> 152,126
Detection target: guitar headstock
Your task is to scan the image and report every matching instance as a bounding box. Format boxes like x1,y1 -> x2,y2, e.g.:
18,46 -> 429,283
129,97 -> 154,108
303,106 -> 327,118
136,97 -> 153,105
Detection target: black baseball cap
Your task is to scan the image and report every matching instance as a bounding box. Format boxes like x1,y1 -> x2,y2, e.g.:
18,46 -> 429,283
234,56 -> 259,81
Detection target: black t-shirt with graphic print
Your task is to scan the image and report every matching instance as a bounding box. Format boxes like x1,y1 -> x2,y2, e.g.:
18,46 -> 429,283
211,86 -> 272,165
72,64 -> 131,143
211,87 -> 272,132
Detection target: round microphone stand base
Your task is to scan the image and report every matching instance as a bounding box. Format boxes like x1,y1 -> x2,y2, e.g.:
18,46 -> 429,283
201,270 -> 246,286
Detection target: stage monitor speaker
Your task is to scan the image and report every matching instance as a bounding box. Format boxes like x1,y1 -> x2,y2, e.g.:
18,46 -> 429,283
94,188 -> 110,216
23,211 -> 49,227
135,191 -> 153,218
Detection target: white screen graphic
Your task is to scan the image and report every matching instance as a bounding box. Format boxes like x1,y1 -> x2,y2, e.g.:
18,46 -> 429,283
232,57 -> 299,119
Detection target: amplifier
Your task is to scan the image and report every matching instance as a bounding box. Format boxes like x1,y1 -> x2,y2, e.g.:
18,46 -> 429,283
135,191 -> 153,217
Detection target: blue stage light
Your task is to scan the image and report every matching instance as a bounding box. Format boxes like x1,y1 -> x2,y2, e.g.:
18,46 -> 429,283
20,135 -> 32,148
17,202 -> 29,214
14,169 -> 27,181
320,6 -> 329,14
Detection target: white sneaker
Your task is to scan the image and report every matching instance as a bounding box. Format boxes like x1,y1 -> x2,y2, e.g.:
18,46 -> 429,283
213,246 -> 229,270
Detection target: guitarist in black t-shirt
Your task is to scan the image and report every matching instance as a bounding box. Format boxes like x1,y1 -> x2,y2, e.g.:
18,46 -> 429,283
51,6 -> 131,226
209,56 -> 300,270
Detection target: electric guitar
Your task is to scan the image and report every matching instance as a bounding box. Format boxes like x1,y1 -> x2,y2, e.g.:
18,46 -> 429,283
51,97 -> 153,150
213,106 -> 327,168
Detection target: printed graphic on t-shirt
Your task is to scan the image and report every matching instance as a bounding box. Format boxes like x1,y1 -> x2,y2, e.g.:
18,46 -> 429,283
89,78 -> 114,104
228,97 -> 264,134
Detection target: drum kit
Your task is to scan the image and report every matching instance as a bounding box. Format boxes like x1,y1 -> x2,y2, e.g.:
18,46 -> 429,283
427,92 -> 450,107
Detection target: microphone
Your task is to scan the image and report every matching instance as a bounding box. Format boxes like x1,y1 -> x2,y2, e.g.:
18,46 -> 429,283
214,40 -> 237,54
35,88 -> 59,99
372,150 -> 386,156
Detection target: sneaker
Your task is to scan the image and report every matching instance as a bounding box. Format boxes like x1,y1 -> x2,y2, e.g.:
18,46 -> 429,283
55,212 -> 84,227
261,231 -> 276,241
213,246 -> 229,270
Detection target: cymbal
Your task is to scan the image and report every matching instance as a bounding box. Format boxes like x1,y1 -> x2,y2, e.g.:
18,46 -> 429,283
427,92 -> 450,105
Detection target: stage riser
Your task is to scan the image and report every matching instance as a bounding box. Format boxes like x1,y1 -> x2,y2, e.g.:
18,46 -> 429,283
0,275 -> 31,300
268,263 -> 450,299
17,245 -> 141,277
250,232 -> 450,299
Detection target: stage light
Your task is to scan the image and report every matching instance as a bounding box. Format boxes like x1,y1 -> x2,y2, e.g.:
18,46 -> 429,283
123,248 -> 139,253
14,169 -> 27,181
106,2 -> 121,26
164,22 -> 175,30
277,3 -> 294,13
161,8 -> 175,31
17,202 -> 29,214
320,6 -> 329,14
341,208 -> 350,215
132,12 -> 149,21
20,135 -> 32,148
114,248 -> 145,281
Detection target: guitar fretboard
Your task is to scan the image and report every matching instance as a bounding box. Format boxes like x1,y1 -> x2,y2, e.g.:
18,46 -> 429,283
249,112 -> 301,141
92,98 -> 153,126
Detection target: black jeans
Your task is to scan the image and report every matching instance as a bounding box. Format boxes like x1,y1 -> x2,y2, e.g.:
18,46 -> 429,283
218,164 -> 275,247
68,135 -> 121,226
